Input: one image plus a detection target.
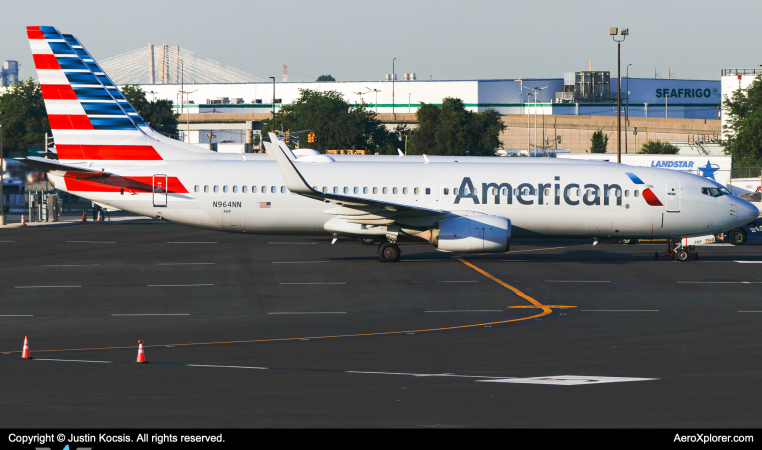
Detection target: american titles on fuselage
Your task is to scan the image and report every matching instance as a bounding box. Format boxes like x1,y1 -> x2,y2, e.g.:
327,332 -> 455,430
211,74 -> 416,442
453,176 -> 631,206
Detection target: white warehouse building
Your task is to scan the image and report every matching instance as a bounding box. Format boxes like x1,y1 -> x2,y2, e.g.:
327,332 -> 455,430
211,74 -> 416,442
130,75 -> 721,120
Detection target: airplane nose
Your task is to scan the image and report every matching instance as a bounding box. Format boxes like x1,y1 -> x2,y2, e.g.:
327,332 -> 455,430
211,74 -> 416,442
738,198 -> 759,223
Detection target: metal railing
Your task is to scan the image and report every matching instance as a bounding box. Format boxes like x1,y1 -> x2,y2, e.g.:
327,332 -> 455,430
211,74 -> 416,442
721,69 -> 762,76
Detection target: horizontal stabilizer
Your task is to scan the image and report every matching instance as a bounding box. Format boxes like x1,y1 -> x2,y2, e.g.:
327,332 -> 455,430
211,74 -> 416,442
19,156 -> 109,175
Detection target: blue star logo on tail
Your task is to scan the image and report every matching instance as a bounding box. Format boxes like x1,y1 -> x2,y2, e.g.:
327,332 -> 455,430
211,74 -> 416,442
699,160 -> 719,181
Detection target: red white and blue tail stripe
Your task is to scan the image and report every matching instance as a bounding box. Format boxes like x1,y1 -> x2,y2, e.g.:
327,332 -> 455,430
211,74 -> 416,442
28,26 -> 162,161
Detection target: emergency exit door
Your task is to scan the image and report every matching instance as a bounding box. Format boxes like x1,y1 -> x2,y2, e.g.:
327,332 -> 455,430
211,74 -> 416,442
153,174 -> 168,207
666,179 -> 680,212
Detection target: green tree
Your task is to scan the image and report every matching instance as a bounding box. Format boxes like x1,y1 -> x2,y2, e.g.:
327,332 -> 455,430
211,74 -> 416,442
0,78 -> 50,156
261,89 -> 394,153
590,129 -> 609,153
638,140 -> 679,154
407,97 -> 506,156
316,75 -> 336,82
721,74 -> 762,166
121,85 -> 179,137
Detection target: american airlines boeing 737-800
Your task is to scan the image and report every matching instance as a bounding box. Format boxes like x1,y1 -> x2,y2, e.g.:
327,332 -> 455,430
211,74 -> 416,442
22,26 -> 759,262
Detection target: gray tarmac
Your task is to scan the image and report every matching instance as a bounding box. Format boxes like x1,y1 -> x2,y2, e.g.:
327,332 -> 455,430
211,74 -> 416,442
1,220 -> 761,428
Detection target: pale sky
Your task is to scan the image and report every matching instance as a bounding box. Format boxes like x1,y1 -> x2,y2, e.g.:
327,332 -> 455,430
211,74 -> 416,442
1,0 -> 759,83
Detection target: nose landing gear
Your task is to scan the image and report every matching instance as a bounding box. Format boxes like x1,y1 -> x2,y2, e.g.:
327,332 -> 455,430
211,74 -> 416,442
654,239 -> 697,262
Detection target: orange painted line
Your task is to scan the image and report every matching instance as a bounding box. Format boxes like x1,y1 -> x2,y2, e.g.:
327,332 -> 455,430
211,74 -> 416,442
5,260 -> 571,355
458,258 -> 549,311
507,305 -> 576,309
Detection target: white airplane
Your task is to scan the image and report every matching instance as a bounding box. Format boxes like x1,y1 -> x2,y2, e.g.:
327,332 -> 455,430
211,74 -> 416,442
23,26 -> 759,262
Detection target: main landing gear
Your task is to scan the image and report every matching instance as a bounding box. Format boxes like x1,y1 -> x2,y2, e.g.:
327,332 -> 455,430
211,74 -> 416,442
378,242 -> 401,262
654,239 -> 697,262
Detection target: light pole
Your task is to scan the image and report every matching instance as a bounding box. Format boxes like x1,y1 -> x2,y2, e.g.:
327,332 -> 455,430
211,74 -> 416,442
366,87 -> 381,115
268,77 -> 276,133
392,58 -> 396,116
523,93 -> 532,154
610,27 -> 628,163
625,63 -> 632,154
528,87 -> 548,156
0,111 -> 4,225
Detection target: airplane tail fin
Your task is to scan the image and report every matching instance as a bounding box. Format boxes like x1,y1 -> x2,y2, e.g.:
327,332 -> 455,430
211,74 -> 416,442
27,26 -> 203,162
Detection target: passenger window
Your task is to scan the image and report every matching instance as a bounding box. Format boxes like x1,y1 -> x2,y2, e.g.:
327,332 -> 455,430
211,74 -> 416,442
223,186 -> 228,193
343,187 -> 348,194
232,186 -> 238,193
513,189 -> 518,196
544,188 -> 550,196
214,186 -> 219,193
322,186 -> 327,193
502,188 -> 507,195
576,189 -> 580,196
425,187 -> 431,195
403,187 -> 408,195
453,188 -> 458,195
634,190 -> 640,197
252,186 -> 257,193
393,187 -> 398,194
363,187 -> 368,194
373,187 -> 378,194
382,187 -> 388,194
414,187 -> 420,195
333,187 -> 338,194
204,185 -> 209,193
354,187 -> 359,194
261,186 -> 266,193
281,186 -> 286,193
625,190 -> 629,197
194,185 -> 199,193
242,186 -> 247,193
270,186 -> 276,193
492,188 -> 498,195
444,187 -> 449,195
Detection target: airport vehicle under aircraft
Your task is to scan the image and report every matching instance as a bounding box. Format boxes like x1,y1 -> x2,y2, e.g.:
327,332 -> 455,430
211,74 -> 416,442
23,26 -> 759,262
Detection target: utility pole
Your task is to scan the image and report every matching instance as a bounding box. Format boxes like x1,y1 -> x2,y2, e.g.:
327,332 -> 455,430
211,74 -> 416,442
611,27 -> 628,164
625,64 -> 631,154
269,77 -> 276,133
392,58 -> 396,117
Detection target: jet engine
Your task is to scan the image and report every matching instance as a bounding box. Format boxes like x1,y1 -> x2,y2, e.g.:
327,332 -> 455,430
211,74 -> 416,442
429,215 -> 510,253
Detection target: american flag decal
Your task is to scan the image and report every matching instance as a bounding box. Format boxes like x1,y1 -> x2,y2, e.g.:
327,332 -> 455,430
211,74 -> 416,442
260,202 -> 271,208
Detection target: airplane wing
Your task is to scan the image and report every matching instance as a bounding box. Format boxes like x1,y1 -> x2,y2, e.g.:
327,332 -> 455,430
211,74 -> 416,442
265,133 -> 448,232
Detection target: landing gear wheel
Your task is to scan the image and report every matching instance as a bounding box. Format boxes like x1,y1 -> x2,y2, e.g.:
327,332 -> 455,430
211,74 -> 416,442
676,250 -> 689,262
378,242 -> 401,262
359,238 -> 376,245
729,229 -> 746,246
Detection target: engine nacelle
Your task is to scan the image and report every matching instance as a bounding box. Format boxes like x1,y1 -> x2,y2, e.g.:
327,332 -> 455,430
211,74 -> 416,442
431,215 -> 511,253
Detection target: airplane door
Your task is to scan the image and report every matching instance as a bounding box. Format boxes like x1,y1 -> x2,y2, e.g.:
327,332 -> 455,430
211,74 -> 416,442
422,184 -> 434,203
666,180 -> 680,212
153,174 -> 168,207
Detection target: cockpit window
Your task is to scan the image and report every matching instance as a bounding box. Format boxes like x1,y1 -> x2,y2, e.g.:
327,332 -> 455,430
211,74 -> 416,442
702,187 -> 730,197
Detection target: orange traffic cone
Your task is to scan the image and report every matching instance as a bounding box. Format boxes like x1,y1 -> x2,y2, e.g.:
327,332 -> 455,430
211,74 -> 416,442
81,211 -> 87,222
97,211 -> 102,222
20,215 -> 26,226
21,336 -> 31,359
136,340 -> 146,363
